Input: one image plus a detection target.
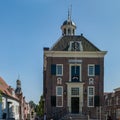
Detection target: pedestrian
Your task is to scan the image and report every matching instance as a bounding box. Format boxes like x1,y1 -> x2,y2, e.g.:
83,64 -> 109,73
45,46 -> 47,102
44,113 -> 46,120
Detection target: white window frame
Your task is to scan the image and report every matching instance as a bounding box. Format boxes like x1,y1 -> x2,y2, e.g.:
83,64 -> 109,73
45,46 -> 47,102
68,41 -> 83,51
88,64 -> 95,76
56,86 -> 63,107
56,64 -> 63,76
69,64 -> 81,82
56,86 -> 63,96
87,86 -> 95,107
71,87 -> 79,95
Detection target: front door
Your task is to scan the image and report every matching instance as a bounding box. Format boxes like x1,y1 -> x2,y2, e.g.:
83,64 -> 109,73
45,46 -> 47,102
71,97 -> 79,113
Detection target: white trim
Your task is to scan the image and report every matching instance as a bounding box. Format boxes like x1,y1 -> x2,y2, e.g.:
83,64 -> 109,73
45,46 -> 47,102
69,64 -> 82,82
56,64 -> 63,76
56,86 -> 63,107
88,64 -> 95,76
66,82 -> 84,113
87,86 -> 95,107
56,86 -> 63,96
89,78 -> 94,85
44,51 -> 107,58
57,77 -> 62,85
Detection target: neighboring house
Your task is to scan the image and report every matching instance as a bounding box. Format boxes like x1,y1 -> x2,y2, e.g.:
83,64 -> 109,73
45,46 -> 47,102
15,79 -> 31,120
104,88 -> 120,120
0,77 -> 31,120
23,97 -> 31,120
15,79 -> 24,120
0,77 -> 20,120
43,12 -> 107,119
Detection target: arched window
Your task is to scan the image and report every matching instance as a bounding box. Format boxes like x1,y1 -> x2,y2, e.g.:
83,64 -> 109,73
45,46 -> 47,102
68,28 -> 71,35
64,28 -> 66,35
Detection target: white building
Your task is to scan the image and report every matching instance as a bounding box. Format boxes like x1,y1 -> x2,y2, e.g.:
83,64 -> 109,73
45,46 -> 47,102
0,77 -> 20,120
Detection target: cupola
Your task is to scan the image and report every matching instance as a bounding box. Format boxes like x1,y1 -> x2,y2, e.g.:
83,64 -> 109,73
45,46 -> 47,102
61,9 -> 76,36
15,79 -> 22,94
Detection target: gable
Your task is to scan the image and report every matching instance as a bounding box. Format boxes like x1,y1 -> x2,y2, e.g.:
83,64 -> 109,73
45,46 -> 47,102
51,35 -> 100,51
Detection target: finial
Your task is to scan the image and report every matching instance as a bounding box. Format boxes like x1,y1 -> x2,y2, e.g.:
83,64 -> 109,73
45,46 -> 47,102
68,5 -> 72,21
18,73 -> 20,80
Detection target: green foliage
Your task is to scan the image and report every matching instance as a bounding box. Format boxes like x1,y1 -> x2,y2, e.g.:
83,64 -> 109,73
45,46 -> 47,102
29,100 -> 36,109
35,95 -> 44,116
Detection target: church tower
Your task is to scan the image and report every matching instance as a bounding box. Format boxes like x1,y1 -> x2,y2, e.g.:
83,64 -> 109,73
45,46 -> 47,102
43,10 -> 107,119
15,79 -> 22,94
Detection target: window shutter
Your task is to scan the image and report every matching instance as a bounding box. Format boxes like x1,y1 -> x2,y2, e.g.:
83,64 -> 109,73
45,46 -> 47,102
51,96 -> 56,106
95,65 -> 100,75
94,95 -> 100,107
51,64 -> 56,75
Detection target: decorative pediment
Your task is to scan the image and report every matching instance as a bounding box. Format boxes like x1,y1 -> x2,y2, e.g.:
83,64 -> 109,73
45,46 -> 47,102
50,35 -> 101,52
68,41 -> 83,51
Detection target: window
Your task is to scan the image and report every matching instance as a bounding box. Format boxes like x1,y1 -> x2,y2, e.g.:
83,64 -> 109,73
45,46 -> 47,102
64,28 -> 66,35
88,96 -> 94,107
51,64 -> 63,76
56,64 -> 63,76
88,64 -> 95,76
68,41 -> 83,51
56,86 -> 63,107
116,96 -> 119,105
71,88 -> 79,95
56,96 -> 62,107
68,28 -> 71,35
71,65 -> 81,82
88,86 -> 95,107
16,106 -> 19,114
89,87 -> 94,95
56,86 -> 63,96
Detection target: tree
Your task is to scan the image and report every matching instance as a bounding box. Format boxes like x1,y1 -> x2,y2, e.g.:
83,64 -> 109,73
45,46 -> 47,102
35,95 -> 44,116
29,100 -> 36,109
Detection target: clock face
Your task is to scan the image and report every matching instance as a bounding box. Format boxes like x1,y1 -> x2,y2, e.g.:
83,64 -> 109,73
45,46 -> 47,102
72,41 -> 80,51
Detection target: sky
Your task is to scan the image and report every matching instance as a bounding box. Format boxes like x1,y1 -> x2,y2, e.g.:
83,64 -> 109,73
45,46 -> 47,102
0,0 -> 120,104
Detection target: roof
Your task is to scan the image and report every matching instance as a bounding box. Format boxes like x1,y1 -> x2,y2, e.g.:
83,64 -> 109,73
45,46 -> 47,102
62,20 -> 76,27
0,77 -> 19,100
114,87 -> 120,92
51,35 -> 100,51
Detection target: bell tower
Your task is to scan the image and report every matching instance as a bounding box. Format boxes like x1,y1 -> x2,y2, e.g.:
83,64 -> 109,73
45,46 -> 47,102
61,8 -> 76,36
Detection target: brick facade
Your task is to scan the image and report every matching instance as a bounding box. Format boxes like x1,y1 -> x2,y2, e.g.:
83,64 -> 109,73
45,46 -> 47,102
43,16 -> 107,119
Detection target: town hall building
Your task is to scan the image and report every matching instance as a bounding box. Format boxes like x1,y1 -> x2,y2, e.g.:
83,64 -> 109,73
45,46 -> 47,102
43,13 -> 107,119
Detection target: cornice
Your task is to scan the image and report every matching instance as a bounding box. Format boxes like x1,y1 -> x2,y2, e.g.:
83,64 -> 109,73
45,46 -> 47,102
44,51 -> 107,58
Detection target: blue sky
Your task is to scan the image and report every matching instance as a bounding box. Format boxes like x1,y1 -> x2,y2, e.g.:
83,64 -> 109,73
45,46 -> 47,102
0,0 -> 120,104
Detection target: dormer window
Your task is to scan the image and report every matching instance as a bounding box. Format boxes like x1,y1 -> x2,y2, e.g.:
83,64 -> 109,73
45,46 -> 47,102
68,41 -> 83,51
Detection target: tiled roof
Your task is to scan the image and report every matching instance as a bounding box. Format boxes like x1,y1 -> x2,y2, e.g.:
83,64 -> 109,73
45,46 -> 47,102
51,35 -> 100,51
0,77 -> 19,100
